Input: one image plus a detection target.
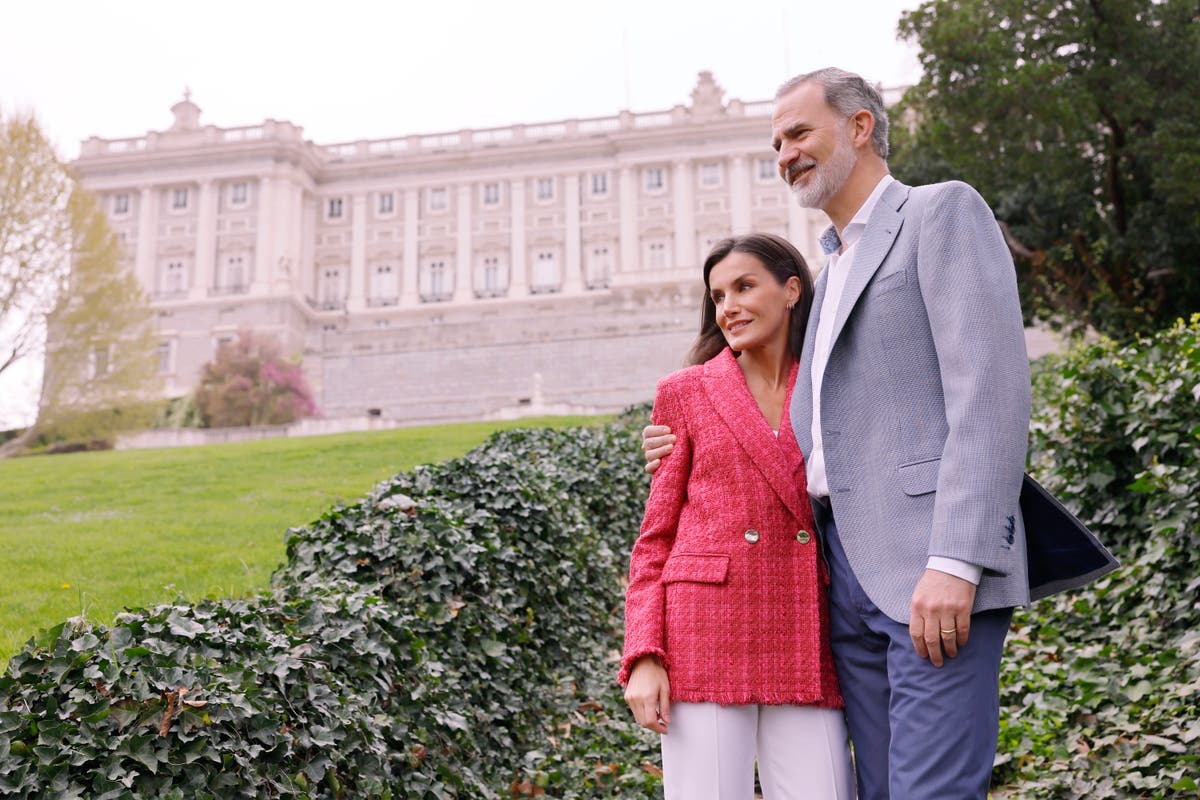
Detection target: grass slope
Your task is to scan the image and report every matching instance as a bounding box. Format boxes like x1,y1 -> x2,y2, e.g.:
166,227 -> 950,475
0,416 -> 599,664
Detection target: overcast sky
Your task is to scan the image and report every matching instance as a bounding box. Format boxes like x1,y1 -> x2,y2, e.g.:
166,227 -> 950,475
0,0 -> 924,427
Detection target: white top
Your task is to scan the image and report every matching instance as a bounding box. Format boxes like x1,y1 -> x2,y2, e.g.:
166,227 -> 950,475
805,174 -> 981,585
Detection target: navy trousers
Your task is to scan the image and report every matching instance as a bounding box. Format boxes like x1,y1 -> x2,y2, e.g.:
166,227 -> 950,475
815,506 -> 1011,800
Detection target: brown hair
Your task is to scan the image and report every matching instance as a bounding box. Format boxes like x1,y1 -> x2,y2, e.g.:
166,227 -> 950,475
686,233 -> 814,365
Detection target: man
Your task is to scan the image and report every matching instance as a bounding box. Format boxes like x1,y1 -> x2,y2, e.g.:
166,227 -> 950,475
642,68 -> 1032,799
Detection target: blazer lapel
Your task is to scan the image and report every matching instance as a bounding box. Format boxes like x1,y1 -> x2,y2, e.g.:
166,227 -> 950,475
826,180 -> 910,352
702,349 -> 805,520
793,267 -> 827,461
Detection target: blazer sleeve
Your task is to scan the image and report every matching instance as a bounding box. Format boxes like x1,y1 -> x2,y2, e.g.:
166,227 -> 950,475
618,375 -> 693,684
916,181 -> 1032,573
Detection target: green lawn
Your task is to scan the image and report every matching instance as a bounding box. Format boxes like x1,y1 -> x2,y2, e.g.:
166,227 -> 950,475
0,416 -> 601,665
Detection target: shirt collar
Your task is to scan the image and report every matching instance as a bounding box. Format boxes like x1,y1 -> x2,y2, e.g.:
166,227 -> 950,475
821,174 -> 895,255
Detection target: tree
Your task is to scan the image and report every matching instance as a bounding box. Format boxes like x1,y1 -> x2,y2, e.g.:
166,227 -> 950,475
35,187 -> 161,444
194,330 -> 319,428
892,0 -> 1200,339
0,113 -> 160,454
0,113 -> 71,383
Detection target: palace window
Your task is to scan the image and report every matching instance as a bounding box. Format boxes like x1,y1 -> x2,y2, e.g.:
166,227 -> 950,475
163,260 -> 187,294
370,264 -> 398,305
428,187 -> 448,212
757,157 -> 777,182
536,177 -> 555,202
157,340 -> 175,374
88,345 -> 112,379
320,267 -> 345,309
171,187 -> 189,211
531,250 -> 560,293
646,240 -> 668,269
377,192 -> 395,215
643,168 -> 666,193
586,245 -> 614,289
113,193 -> 130,216
422,259 -> 450,301
327,197 -> 344,220
223,256 -> 246,291
229,182 -> 249,207
482,182 -> 501,206
700,163 -> 722,188
591,172 -> 609,196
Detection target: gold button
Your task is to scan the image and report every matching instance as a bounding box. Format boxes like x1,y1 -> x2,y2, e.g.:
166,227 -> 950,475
796,530 -> 812,544
744,529 -> 760,544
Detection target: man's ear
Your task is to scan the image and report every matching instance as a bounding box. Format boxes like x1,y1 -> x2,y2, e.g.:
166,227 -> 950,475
849,109 -> 876,150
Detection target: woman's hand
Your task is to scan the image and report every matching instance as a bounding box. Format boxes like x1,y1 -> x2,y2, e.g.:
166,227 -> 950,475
642,425 -> 676,475
623,655 -> 671,734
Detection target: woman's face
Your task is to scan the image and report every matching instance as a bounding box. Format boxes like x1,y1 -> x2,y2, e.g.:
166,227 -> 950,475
708,251 -> 799,354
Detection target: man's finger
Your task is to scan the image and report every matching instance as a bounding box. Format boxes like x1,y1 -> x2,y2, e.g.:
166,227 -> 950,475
910,620 -> 930,660
939,621 -> 959,659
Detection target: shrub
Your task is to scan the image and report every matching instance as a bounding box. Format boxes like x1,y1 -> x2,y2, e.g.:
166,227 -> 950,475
194,331 -> 319,428
0,413 -> 660,798
996,315 -> 1200,797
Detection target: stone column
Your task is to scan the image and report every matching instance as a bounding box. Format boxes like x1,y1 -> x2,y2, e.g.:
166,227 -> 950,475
509,179 -> 527,296
401,188 -> 420,305
135,186 -> 158,294
252,176 -> 273,294
191,181 -> 216,299
273,179 -> 301,294
300,194 -> 317,301
348,192 -> 367,311
563,173 -> 583,293
454,184 -> 473,302
618,166 -> 637,274
730,156 -> 752,234
672,160 -> 696,269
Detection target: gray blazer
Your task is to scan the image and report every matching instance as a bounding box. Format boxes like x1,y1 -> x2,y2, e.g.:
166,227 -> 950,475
791,179 -> 1032,623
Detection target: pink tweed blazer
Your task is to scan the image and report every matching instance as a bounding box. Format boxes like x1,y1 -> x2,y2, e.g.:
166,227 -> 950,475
620,348 -> 842,707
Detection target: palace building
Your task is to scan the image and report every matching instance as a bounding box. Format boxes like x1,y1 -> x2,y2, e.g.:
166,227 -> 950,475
73,73 -> 842,423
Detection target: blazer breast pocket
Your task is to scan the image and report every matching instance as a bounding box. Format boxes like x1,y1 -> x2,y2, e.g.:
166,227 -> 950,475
866,268 -> 908,298
662,553 -> 730,585
898,457 -> 941,497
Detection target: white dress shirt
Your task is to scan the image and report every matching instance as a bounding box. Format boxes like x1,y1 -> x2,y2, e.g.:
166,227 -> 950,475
807,174 -> 981,585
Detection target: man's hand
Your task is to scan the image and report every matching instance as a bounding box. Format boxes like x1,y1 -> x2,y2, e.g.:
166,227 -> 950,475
909,569 -> 977,667
624,655 -> 671,733
642,424 -> 675,475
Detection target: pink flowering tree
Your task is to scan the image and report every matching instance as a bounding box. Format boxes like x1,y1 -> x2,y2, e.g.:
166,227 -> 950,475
193,330 -> 319,427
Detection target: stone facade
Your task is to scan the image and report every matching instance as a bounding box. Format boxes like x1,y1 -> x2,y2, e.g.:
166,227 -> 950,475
73,74 -> 833,422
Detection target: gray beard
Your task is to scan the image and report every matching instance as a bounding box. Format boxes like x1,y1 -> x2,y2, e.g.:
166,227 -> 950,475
789,137 -> 857,210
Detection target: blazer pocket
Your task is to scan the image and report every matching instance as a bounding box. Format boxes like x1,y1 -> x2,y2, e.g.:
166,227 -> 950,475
662,553 -> 730,585
898,457 -> 941,497
867,269 -> 907,296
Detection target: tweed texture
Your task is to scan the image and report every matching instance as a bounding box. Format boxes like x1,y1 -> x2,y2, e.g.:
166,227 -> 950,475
791,179 -> 1033,623
620,348 -> 843,708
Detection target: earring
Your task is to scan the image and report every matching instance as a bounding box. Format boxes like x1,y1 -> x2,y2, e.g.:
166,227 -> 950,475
786,302 -> 795,310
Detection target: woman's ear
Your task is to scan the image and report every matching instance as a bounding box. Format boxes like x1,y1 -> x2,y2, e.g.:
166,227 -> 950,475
786,275 -> 803,306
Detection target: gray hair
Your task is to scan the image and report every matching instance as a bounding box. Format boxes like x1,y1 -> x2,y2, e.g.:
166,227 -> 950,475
776,68 -> 889,159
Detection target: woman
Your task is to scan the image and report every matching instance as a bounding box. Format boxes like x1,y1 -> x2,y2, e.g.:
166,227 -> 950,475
620,233 -> 854,798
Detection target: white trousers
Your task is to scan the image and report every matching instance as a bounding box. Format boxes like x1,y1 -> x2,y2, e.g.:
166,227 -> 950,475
660,702 -> 855,800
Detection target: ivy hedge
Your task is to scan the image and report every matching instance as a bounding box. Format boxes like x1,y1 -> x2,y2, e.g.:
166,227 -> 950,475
0,415 -> 660,798
996,314 -> 1200,798
2,316 -> 1198,798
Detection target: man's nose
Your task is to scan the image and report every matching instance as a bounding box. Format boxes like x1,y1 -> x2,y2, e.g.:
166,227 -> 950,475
777,145 -> 795,179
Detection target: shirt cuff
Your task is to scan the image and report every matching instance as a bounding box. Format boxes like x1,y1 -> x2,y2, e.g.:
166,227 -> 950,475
926,556 -> 983,585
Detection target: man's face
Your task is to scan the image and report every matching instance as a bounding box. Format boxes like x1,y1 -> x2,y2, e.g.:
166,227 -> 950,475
771,81 -> 857,211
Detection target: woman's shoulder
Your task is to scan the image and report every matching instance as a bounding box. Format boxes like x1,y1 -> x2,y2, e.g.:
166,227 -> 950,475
657,349 -> 735,395
656,362 -> 706,395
